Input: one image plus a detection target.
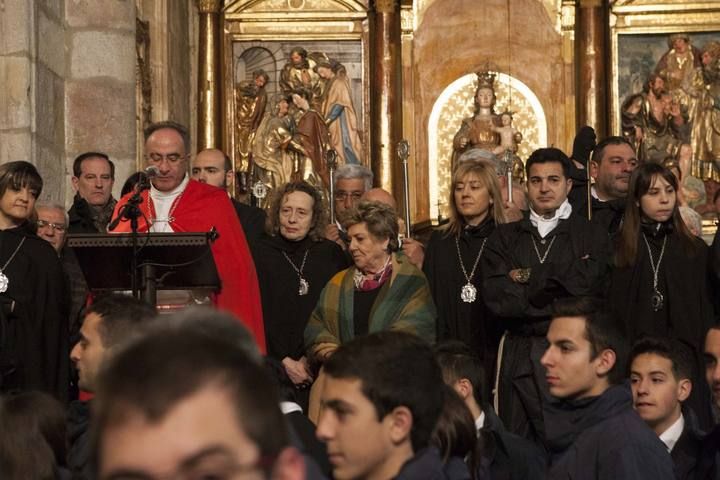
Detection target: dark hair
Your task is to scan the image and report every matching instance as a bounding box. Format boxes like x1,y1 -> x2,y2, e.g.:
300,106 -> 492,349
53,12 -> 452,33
324,331 -> 444,452
147,306 -> 261,364
120,172 -> 144,197
223,152 -> 233,172
144,120 -> 191,154
551,297 -> 628,386
431,385 -> 478,479
72,152 -> 115,179
525,147 -> 571,179
92,328 -> 289,471
253,69 -> 270,85
0,391 -> 68,479
616,162 -> 697,267
629,336 -> 694,381
342,201 -> 400,252
83,293 -> 157,349
591,136 -> 635,166
643,73 -> 664,94
435,341 -> 488,406
0,161 -> 43,199
267,181 -> 328,241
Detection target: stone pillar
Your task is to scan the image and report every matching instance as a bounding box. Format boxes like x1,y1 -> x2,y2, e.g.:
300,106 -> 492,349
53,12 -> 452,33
196,0 -> 222,150
370,0 -> 403,197
65,0 -> 137,204
576,0 -> 608,138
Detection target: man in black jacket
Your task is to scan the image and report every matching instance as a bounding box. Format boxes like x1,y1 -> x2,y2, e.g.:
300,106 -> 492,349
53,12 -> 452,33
192,148 -> 266,243
435,341 -> 546,480
629,336 -> 717,479
568,134 -> 638,236
541,298 -> 674,479
481,147 -> 611,448
67,294 -> 157,479
68,152 -> 117,234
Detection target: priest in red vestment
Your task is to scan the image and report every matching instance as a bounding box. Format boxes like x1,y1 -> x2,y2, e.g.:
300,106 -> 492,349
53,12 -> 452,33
110,121 -> 266,353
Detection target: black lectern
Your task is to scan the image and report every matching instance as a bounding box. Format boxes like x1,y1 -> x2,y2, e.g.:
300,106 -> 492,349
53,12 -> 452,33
67,232 -> 220,306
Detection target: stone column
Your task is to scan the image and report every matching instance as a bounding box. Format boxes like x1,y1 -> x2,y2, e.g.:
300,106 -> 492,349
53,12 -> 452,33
576,0 -> 608,138
196,0 -> 222,150
370,0 -> 403,197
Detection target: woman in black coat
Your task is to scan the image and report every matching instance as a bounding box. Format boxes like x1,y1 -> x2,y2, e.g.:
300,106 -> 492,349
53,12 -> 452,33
254,181 -> 347,405
610,162 -> 715,428
423,160 -> 508,377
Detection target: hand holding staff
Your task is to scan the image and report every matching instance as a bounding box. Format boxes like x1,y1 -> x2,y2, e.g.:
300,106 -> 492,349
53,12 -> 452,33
397,140 -> 412,238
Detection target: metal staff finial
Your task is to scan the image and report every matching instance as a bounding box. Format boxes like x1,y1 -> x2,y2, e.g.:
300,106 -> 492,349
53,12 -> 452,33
397,140 -> 412,238
326,149 -> 338,224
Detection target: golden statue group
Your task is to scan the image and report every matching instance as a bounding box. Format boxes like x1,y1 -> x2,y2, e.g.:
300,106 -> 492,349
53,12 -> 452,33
235,47 -> 364,208
452,70 -> 527,209
622,34 -> 720,209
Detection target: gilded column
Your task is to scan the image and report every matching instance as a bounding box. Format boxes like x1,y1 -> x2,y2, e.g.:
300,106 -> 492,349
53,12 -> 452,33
196,0 -> 223,150
576,0 -> 608,138
370,0 -> 403,196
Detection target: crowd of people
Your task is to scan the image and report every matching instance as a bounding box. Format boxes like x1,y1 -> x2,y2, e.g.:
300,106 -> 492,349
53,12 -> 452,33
0,120 -> 719,480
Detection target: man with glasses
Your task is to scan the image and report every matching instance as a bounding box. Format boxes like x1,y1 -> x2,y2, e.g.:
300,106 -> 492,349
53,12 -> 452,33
36,203 -> 68,254
68,151 -> 116,233
110,121 -> 266,354
325,163 -> 372,248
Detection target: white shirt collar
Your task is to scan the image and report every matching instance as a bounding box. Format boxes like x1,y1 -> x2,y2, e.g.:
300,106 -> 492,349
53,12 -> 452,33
529,199 -> 572,238
659,413 -> 684,452
280,401 -> 303,415
150,173 -> 189,199
474,411 -> 486,434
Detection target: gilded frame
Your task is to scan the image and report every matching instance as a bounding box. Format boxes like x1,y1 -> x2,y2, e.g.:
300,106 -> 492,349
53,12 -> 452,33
221,0 -> 371,174
609,1 -> 720,135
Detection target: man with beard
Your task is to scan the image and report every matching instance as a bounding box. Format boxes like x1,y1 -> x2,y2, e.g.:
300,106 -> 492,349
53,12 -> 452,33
192,148 -> 266,243
280,47 -> 322,110
622,73 -> 689,164
68,152 -> 117,233
481,147 -> 611,450
570,136 -> 639,236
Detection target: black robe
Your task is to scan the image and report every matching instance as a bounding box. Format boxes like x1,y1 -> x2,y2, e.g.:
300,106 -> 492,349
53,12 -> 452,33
232,198 -> 267,244
570,192 -> 626,238
423,218 -> 500,382
480,213 -> 611,447
0,225 -> 69,402
254,235 -> 348,361
609,222 -> 716,428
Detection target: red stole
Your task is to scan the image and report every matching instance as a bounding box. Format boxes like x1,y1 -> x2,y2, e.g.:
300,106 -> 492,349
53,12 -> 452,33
111,180 -> 266,353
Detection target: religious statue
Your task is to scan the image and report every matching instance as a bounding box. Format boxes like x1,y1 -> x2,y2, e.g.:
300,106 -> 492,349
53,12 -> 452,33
696,40 -> 720,181
654,34 -> 709,170
288,90 -> 331,191
492,111 -> 522,155
621,73 -> 689,164
315,59 -> 364,165
452,70 -> 524,182
251,94 -> 294,209
235,70 -> 269,173
280,47 -> 323,111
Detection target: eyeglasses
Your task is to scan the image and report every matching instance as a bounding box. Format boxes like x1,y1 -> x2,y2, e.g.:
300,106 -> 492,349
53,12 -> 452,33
36,220 -> 67,232
146,153 -> 186,163
334,191 -> 363,201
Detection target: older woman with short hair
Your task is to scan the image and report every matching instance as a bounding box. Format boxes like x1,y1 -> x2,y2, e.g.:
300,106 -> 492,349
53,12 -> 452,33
304,201 -> 436,365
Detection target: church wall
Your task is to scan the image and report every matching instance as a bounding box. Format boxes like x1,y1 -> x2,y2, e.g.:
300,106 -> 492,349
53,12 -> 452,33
410,0 -> 574,223
64,0 -> 137,205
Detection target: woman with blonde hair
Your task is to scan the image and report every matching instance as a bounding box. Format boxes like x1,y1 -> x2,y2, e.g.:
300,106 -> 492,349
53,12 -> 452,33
423,160 -> 507,377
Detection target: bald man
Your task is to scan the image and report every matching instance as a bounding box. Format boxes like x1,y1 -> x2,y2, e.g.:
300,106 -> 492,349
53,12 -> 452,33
192,148 -> 266,242
360,188 -> 424,268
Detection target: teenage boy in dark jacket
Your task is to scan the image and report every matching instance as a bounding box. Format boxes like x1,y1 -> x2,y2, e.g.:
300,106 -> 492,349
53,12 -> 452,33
541,298 -> 674,479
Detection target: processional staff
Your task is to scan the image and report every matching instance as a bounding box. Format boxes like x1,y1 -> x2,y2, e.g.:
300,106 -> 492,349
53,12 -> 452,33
326,149 -> 338,224
503,149 -> 513,204
397,140 -> 412,238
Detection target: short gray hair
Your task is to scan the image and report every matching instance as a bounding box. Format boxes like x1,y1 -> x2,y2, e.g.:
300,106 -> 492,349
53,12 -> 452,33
35,202 -> 69,227
333,164 -> 373,191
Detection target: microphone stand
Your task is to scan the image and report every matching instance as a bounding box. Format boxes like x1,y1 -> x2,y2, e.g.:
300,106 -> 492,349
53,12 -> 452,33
108,173 -> 152,299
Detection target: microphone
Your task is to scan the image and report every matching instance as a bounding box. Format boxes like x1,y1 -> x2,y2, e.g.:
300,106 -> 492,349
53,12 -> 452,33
144,165 -> 160,178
